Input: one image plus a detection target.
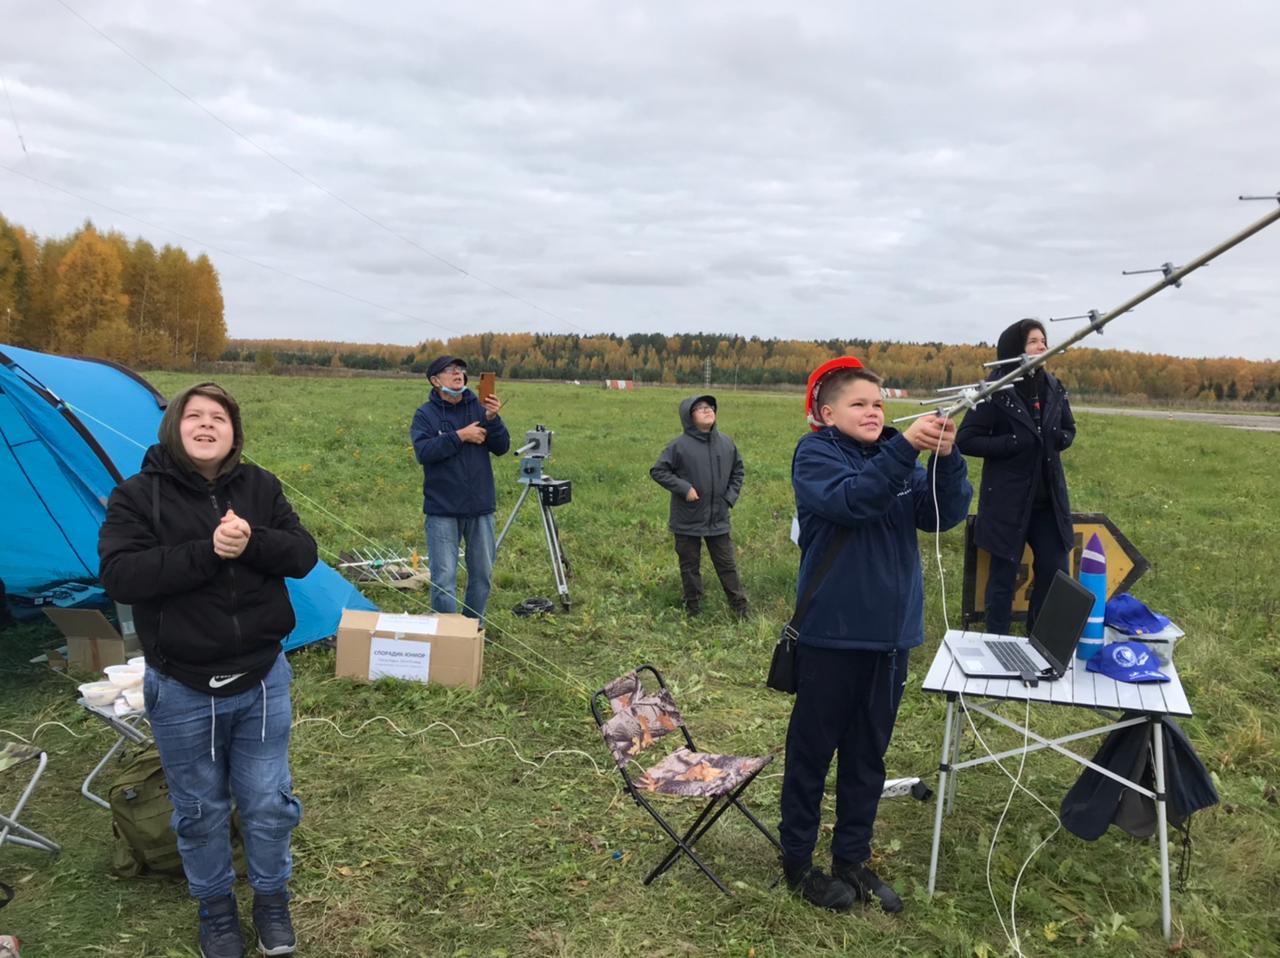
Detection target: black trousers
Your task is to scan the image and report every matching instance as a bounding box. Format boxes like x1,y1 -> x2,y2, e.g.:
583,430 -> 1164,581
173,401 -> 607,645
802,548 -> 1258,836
778,644 -> 909,866
673,533 -> 748,611
985,506 -> 1070,635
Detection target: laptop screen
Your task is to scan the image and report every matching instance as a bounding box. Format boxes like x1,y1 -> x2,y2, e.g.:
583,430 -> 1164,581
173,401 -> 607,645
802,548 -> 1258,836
1028,570 -> 1097,671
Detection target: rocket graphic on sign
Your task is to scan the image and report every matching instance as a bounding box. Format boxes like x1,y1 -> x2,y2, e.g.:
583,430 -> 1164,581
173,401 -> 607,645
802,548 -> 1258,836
1077,532 -> 1107,662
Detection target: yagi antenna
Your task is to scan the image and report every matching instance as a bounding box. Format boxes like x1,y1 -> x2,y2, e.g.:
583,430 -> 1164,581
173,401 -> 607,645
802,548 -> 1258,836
1122,262 -> 1183,289
1048,308 -> 1108,333
892,194 -> 1280,424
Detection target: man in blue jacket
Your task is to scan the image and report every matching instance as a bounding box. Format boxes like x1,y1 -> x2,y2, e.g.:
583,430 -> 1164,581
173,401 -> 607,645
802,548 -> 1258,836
780,359 -> 971,914
410,356 -> 510,619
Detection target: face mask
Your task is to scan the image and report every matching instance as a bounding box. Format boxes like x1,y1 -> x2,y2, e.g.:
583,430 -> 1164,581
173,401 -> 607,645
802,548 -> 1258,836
439,384 -> 466,398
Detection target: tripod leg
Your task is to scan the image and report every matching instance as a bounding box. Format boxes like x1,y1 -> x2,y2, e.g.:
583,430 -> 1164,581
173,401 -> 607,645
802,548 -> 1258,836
496,484 -> 532,553
539,497 -> 571,610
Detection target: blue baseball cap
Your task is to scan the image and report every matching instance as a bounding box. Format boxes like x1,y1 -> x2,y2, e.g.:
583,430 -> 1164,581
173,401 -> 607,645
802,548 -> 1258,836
1086,640 -> 1170,683
1104,593 -> 1172,636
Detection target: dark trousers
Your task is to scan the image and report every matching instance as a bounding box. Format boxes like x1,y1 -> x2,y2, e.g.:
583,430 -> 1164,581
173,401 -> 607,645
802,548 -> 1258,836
984,506 -> 1070,635
673,533 -> 748,612
779,645 -> 909,866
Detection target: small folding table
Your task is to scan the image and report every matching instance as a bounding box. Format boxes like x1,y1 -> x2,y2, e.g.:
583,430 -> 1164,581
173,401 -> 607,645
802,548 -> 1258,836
922,629 -> 1192,940
77,698 -> 152,809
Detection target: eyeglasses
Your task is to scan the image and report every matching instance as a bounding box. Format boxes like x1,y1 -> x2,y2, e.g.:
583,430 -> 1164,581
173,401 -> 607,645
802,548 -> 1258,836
438,365 -> 466,376
691,403 -> 713,412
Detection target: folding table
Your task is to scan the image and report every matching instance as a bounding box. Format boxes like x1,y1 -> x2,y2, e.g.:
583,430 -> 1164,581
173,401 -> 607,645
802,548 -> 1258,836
922,629 -> 1192,940
77,698 -> 152,809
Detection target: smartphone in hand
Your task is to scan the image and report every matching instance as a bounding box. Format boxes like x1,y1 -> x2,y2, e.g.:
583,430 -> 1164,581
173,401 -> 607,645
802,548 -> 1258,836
478,372 -> 496,404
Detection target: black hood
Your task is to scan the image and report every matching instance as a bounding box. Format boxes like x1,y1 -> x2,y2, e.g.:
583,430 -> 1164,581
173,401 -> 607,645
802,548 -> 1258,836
678,394 -> 717,438
996,318 -> 1047,362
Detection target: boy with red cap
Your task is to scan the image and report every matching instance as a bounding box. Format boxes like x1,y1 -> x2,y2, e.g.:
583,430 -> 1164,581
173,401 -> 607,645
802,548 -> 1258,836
779,359 -> 971,913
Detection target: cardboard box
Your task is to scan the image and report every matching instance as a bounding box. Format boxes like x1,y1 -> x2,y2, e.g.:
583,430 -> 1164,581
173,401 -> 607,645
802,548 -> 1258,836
335,609 -> 484,690
44,607 -> 142,673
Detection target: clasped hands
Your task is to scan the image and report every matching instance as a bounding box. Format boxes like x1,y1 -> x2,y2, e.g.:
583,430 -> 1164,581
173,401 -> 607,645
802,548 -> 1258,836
212,508 -> 252,559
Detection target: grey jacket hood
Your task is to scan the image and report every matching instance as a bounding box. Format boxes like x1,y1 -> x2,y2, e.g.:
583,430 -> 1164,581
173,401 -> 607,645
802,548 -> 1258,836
678,394 -> 717,438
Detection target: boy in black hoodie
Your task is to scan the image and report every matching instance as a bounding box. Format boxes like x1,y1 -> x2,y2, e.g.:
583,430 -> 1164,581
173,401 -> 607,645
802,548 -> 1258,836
649,395 -> 748,617
99,383 -> 316,958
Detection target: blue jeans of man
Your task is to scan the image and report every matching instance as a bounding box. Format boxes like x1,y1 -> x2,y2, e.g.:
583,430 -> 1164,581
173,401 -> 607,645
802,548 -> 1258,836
143,654 -> 302,901
425,512 -> 496,619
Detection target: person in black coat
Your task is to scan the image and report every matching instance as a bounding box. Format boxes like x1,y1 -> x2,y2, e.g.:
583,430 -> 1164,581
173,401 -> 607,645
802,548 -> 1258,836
98,382 -> 316,958
956,319 -> 1076,634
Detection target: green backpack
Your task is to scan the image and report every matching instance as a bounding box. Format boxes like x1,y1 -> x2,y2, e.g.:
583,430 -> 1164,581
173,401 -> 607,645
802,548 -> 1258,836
109,746 -> 185,878
108,747 -> 245,879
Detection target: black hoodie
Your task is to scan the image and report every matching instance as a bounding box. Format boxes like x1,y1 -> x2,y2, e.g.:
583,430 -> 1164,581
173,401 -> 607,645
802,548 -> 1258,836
98,386 -> 317,695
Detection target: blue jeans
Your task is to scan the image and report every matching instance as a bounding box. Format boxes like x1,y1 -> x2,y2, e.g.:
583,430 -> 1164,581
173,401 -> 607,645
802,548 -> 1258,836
425,513 -> 496,619
143,654 -> 302,901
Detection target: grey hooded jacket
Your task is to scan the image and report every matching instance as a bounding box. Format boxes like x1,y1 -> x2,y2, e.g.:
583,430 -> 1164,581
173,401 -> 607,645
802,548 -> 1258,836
649,395 -> 745,536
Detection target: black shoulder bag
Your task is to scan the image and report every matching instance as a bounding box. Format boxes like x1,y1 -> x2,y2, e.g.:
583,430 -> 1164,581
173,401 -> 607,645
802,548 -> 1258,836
766,527 -> 851,694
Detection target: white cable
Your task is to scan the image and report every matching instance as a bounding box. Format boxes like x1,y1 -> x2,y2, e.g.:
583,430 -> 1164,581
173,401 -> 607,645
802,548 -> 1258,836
0,721 -> 95,743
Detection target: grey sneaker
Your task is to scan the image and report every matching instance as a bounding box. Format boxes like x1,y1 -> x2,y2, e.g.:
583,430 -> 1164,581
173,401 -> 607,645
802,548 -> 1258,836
198,894 -> 245,958
252,891 -> 297,955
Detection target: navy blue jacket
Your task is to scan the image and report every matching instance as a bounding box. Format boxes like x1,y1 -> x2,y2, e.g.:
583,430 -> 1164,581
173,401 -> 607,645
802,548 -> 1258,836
792,426 -> 972,652
410,388 -> 511,517
955,370 -> 1074,562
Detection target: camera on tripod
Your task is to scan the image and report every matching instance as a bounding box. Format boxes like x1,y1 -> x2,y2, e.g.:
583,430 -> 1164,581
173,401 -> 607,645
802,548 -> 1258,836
514,425 -> 571,506
496,424 -> 572,609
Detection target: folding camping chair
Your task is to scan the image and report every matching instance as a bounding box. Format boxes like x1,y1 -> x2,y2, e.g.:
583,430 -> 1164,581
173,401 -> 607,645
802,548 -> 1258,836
0,742 -> 60,855
591,665 -> 782,893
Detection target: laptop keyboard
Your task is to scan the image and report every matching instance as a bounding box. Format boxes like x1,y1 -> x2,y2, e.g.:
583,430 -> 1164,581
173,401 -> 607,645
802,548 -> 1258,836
987,641 -> 1040,674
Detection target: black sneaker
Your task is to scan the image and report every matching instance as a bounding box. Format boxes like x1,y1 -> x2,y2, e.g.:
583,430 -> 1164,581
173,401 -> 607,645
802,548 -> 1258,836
832,859 -> 904,914
198,894 -> 245,958
786,865 -> 856,912
684,603 -> 700,617
252,891 -> 297,956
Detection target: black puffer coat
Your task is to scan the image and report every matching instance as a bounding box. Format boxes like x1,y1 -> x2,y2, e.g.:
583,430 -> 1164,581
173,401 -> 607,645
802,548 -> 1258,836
98,445 -> 317,695
649,395 -> 744,536
956,325 -> 1076,562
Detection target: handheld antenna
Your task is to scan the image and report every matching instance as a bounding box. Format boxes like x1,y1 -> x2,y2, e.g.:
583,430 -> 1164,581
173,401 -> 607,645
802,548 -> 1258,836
893,196 -> 1280,424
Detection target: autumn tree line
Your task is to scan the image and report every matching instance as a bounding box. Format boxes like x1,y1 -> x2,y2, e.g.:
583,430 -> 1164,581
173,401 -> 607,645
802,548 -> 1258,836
227,332 -> 1280,403
4,214 -> 1274,403
0,216 -> 226,367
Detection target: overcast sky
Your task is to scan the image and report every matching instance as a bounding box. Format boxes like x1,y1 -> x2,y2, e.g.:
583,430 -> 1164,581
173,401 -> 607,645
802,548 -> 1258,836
2,1 -> 1278,360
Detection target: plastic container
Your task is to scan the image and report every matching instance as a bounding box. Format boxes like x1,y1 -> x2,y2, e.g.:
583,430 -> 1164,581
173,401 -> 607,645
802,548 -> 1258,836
122,688 -> 146,712
79,681 -> 119,707
104,664 -> 145,689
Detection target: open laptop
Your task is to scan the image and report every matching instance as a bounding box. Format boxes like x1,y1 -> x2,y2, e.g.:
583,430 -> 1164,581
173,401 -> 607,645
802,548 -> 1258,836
945,570 -> 1095,680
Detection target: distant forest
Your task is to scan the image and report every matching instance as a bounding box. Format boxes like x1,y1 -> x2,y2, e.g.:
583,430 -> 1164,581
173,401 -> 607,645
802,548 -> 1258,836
226,333 -> 1280,403
0,215 -> 226,367
4,214 -> 1275,402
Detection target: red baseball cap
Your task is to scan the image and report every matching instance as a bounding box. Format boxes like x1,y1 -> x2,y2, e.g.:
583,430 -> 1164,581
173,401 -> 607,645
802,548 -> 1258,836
805,357 -> 865,430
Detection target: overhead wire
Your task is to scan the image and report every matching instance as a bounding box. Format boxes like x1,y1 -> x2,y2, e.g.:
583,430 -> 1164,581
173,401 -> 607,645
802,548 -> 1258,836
51,0 -> 593,337
60,399 -> 594,699
0,162 -> 466,338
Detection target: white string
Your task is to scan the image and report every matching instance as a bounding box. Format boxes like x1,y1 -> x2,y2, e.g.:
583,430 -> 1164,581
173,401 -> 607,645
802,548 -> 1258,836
63,400 -> 594,697
292,715 -> 610,777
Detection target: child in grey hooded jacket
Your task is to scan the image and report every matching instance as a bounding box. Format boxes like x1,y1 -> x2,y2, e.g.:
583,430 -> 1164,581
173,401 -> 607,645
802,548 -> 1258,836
649,394 -> 748,617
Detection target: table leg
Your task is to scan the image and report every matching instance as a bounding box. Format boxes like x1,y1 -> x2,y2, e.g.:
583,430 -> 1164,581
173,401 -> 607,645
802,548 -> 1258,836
945,700 -> 963,815
1152,718 -> 1172,940
928,694 -> 957,897
81,735 -> 128,809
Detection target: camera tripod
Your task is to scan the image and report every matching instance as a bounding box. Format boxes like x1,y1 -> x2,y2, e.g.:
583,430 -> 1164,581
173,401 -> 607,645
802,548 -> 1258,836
495,426 -> 572,611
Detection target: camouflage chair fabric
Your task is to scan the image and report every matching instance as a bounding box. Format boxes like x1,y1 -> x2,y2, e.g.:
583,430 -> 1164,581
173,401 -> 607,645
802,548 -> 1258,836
600,671 -> 686,766
0,742 -> 40,774
598,671 -> 772,798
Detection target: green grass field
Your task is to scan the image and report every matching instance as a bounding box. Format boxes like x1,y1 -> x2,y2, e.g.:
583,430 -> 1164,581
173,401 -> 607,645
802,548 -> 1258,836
2,374 -> 1278,958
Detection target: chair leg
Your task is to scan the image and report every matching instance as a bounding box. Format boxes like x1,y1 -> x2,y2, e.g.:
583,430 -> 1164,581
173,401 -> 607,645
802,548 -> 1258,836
0,753 -> 60,855
634,792 -> 731,894
648,795 -> 731,882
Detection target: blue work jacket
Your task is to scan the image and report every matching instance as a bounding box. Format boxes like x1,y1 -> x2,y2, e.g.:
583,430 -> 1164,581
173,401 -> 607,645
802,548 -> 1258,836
410,389 -> 511,517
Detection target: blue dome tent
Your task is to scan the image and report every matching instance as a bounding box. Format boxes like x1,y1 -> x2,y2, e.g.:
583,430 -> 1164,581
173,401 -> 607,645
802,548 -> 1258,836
0,344 -> 375,648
